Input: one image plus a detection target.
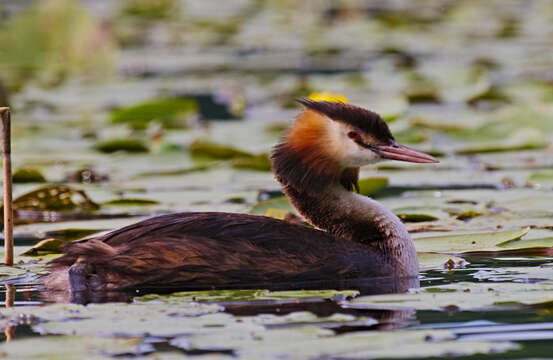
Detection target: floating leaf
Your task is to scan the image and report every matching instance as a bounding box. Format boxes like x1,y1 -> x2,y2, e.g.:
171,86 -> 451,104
403,72 -> 441,104
413,228 -> 529,254
358,177 -> 389,196
263,208 -> 292,220
135,289 -> 359,303
397,213 -> 438,222
21,238 -> 65,256
466,86 -> 510,106
250,196 -> 297,217
455,140 -> 546,155
134,164 -> 213,178
456,210 -> 483,221
0,335 -> 145,359
103,198 -> 160,206
350,282 -> 553,311
12,168 -> 46,183
0,266 -> 28,281
63,167 -> 109,183
44,228 -> 103,241
393,206 -> 446,223
122,0 -> 179,19
189,139 -> 255,160
94,138 -> 149,153
110,97 -> 197,130
9,185 -> 99,212
232,154 -> 272,171
417,253 -> 467,270
527,170 -> 553,187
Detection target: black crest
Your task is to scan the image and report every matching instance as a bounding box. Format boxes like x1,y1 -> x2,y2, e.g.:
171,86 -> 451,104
296,99 -> 394,142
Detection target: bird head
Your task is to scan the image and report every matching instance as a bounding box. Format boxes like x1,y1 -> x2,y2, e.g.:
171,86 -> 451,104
272,99 -> 438,193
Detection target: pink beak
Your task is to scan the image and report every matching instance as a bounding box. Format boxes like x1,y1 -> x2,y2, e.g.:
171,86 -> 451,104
376,143 -> 439,163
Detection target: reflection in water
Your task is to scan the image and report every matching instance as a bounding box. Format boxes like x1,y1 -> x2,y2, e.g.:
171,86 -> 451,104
39,274 -> 420,305
4,284 -> 15,342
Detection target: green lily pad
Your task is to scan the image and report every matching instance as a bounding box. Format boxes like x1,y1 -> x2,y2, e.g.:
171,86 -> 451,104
122,0 -> 179,19
189,139 -> 255,160
136,289 -> 359,303
397,213 -> 439,222
455,140 -> 547,155
232,153 -> 272,171
44,228 -> 103,241
0,335 -> 145,359
134,164 -> 214,178
527,170 -> 553,187
110,97 -> 197,130
21,238 -> 65,256
417,252 -> 467,270
358,177 -> 389,196
176,326 -> 516,359
393,206 -> 446,222
0,265 -> 28,281
94,138 -> 149,153
403,72 -> 441,104
456,210 -> 483,221
9,185 -> 100,212
12,168 -> 46,183
350,282 -> 553,311
250,196 -> 298,217
103,198 -> 160,206
413,228 -> 529,254
0,302 -> 224,338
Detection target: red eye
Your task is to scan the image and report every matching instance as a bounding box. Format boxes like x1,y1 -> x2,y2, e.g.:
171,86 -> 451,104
347,131 -> 360,140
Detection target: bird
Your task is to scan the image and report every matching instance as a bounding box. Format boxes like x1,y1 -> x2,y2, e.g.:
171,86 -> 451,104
44,99 -> 438,296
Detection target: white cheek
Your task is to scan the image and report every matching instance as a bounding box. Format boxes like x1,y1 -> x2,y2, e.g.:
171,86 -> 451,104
347,148 -> 381,166
326,121 -> 382,166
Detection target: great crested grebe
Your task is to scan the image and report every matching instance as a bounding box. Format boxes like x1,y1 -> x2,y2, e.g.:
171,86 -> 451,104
45,99 -> 438,294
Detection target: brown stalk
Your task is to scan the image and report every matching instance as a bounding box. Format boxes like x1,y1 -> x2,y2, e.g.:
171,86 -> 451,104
1,107 -> 13,266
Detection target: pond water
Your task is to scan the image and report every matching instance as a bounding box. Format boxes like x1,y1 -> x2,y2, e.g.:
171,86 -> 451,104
1,0 -> 553,358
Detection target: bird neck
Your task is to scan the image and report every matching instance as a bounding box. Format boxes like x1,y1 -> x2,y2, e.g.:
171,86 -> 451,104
283,180 -> 409,244
272,142 -> 417,274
